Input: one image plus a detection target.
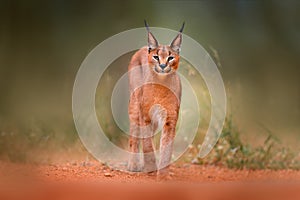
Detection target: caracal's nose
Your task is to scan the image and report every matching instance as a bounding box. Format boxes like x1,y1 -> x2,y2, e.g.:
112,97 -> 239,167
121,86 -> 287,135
159,64 -> 167,69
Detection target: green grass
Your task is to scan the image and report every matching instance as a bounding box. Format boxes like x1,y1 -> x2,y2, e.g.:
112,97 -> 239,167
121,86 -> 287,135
0,118 -> 79,163
192,115 -> 300,170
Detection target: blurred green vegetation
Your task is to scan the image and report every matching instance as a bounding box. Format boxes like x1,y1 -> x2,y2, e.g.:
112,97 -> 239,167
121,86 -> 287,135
191,116 -> 300,170
0,1 -> 299,167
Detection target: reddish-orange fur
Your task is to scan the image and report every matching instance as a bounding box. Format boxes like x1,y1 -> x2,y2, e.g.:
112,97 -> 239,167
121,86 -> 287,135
127,24 -> 183,179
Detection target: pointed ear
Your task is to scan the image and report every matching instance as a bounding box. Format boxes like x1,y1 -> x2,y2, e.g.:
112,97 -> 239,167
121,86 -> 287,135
148,32 -> 158,50
144,20 -> 158,50
170,22 -> 185,53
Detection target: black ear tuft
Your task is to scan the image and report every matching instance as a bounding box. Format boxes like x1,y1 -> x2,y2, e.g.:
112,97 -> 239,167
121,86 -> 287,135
144,20 -> 150,32
179,22 -> 185,33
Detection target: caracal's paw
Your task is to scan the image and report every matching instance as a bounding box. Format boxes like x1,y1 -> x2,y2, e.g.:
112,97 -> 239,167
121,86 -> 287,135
143,154 -> 157,172
143,163 -> 157,173
127,161 -> 142,172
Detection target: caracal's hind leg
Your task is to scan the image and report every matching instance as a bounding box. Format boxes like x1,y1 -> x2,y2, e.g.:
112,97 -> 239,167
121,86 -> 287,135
142,136 -> 157,172
128,123 -> 142,172
142,117 -> 159,172
157,119 -> 177,179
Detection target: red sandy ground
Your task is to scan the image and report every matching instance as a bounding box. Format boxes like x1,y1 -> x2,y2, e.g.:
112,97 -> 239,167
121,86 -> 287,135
1,160 -> 300,183
1,161 -> 300,200
37,161 -> 300,183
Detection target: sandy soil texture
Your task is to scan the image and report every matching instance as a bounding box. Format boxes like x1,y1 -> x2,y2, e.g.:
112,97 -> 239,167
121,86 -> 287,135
1,161 -> 300,200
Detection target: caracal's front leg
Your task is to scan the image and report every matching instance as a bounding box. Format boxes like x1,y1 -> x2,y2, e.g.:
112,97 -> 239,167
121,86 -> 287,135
142,115 -> 161,172
157,118 -> 177,179
128,123 -> 142,172
142,136 -> 157,172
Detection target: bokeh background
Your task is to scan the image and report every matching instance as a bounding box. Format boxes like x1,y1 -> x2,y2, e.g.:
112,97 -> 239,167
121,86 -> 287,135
0,0 -> 299,164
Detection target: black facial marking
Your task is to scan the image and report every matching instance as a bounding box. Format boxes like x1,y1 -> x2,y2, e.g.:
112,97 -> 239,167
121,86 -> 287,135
153,55 -> 159,60
167,56 -> 174,62
156,49 -> 160,64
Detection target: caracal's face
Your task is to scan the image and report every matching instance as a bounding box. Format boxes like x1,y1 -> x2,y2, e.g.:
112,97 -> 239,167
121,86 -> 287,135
148,45 -> 180,74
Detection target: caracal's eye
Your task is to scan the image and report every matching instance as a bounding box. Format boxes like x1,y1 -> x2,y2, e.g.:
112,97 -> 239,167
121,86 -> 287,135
153,55 -> 159,61
168,56 -> 174,62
